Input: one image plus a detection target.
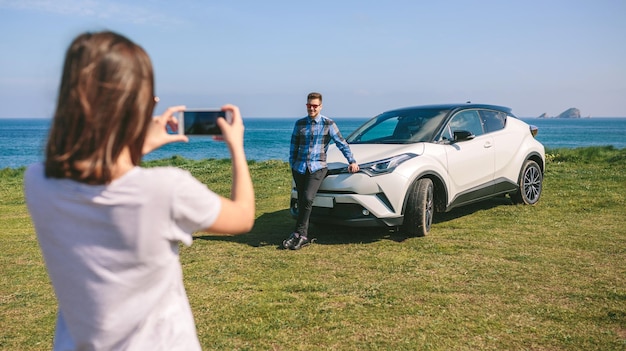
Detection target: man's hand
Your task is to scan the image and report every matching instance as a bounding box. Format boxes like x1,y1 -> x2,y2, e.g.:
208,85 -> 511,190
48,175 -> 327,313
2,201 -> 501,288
348,162 -> 360,173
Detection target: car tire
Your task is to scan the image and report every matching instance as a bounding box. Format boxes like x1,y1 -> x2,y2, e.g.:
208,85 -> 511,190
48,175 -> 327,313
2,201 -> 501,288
511,159 -> 542,205
402,178 -> 434,237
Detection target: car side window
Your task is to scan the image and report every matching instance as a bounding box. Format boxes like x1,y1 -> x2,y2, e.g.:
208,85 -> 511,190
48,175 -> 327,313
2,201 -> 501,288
480,110 -> 506,133
443,110 -> 484,140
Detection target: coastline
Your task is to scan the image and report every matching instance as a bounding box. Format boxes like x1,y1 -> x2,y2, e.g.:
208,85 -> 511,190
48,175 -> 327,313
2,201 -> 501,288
2,117 -> 626,170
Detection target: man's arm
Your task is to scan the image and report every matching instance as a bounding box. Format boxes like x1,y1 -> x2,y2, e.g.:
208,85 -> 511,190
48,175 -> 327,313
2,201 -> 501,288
289,123 -> 300,169
329,123 -> 359,173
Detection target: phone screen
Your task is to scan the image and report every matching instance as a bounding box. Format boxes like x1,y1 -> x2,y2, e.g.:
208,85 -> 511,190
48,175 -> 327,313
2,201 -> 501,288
183,110 -> 226,135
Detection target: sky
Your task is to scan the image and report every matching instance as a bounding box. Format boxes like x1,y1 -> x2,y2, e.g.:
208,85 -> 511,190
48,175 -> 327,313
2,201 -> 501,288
0,0 -> 625,118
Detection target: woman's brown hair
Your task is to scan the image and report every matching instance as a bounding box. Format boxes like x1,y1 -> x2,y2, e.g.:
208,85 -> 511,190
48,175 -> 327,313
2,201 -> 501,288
45,31 -> 156,184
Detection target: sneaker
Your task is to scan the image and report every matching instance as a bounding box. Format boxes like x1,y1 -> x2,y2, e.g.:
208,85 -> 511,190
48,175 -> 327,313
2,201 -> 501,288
282,232 -> 298,250
291,236 -> 309,250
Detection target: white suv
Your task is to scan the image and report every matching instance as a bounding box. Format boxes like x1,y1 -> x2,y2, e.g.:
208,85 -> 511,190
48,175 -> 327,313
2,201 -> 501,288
290,103 -> 545,237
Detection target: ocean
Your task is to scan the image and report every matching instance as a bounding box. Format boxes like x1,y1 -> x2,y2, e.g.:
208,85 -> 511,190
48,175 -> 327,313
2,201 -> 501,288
1,117 -> 625,169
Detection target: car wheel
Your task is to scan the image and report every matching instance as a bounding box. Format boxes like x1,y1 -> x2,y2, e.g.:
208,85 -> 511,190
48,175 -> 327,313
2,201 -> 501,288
402,178 -> 434,237
511,159 -> 542,205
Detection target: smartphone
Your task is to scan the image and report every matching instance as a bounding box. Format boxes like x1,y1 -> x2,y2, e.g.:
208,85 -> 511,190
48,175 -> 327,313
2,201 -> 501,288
178,109 -> 232,135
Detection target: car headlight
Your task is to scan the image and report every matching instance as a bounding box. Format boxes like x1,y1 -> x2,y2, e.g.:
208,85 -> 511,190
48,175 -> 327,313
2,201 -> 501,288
359,153 -> 417,176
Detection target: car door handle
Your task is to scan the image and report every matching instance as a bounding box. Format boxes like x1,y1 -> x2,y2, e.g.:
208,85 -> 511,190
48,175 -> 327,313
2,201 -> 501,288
484,141 -> 493,148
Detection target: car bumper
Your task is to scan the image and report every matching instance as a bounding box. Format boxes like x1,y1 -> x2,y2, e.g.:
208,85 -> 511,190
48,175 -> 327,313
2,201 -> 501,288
290,196 -> 404,227
290,172 -> 407,228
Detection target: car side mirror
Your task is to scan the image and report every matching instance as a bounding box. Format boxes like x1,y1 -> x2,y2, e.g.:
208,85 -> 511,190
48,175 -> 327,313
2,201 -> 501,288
453,130 -> 475,142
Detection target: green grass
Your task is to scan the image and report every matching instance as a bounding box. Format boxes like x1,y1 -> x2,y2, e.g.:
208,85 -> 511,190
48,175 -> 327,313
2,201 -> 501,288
1,146 -> 625,350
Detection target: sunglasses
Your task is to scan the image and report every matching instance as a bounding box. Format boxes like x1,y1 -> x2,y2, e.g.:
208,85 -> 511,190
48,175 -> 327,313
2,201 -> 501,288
306,103 -> 320,109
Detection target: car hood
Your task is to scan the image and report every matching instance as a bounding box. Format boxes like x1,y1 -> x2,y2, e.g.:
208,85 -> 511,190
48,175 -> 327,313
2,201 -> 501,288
326,143 -> 426,169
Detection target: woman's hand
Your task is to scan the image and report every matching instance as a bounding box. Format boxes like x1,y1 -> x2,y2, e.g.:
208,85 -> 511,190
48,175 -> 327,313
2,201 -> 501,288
213,104 -> 244,148
142,105 -> 189,155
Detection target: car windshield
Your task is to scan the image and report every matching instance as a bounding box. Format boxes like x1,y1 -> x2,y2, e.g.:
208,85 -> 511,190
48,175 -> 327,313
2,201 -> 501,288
347,108 -> 449,144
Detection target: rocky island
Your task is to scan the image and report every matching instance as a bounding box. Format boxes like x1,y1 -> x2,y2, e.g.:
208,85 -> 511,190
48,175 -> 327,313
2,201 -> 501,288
538,108 -> 583,118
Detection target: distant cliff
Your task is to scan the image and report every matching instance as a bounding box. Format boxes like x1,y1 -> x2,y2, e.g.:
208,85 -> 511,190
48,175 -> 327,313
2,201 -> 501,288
537,108 -> 582,118
557,108 -> 581,118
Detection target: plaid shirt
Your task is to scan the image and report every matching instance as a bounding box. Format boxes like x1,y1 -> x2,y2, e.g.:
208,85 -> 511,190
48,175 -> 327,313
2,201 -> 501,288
289,114 -> 356,174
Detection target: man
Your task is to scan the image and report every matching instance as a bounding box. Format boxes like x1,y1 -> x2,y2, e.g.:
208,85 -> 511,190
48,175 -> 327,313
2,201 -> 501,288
283,92 -> 359,250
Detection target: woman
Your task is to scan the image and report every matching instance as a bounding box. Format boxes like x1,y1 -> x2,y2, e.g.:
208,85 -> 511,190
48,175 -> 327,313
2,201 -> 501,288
24,31 -> 255,350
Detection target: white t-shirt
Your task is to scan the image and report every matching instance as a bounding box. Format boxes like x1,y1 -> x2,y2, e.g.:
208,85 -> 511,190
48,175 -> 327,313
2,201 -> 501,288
24,163 -> 222,350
